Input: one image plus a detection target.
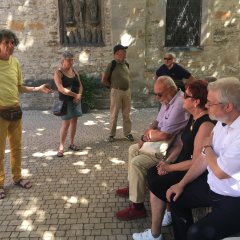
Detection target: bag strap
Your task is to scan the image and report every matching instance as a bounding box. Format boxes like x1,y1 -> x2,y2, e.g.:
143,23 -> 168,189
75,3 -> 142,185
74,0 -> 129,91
107,60 -> 117,84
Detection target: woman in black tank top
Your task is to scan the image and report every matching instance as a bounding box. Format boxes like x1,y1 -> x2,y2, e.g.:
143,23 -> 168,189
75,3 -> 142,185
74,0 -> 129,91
54,51 -> 83,157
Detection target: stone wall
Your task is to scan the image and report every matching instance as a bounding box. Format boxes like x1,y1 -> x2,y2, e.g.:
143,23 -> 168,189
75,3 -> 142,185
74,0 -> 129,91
1,0 -> 240,110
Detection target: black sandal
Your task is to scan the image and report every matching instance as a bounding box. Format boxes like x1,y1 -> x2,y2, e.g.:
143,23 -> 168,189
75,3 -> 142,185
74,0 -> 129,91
0,187 -> 5,200
68,144 -> 80,151
14,179 -> 32,189
57,151 -> 64,157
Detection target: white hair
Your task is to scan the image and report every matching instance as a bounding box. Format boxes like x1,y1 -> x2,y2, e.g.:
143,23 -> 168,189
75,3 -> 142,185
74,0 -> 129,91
155,75 -> 177,91
208,77 -> 240,111
165,52 -> 176,59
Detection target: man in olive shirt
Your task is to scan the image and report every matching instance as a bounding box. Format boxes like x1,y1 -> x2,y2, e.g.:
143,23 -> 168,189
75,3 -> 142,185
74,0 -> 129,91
101,44 -> 134,142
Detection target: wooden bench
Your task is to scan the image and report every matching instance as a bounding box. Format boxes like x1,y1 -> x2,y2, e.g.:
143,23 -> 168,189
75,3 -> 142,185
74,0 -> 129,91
162,207 -> 240,240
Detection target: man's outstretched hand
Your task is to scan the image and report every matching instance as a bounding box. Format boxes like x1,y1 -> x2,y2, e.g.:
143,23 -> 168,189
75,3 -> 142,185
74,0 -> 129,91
38,84 -> 53,93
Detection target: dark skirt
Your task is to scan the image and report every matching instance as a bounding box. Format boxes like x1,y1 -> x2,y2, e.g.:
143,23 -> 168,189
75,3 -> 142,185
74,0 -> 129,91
147,165 -> 187,202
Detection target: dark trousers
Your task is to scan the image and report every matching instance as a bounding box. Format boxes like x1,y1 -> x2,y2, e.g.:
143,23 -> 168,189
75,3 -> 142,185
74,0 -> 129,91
147,165 -> 186,201
170,173 -> 240,240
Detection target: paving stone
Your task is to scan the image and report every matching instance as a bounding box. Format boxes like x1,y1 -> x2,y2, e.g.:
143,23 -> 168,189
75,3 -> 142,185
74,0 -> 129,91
10,232 -> 19,238
0,232 -> 11,238
0,109 -> 161,240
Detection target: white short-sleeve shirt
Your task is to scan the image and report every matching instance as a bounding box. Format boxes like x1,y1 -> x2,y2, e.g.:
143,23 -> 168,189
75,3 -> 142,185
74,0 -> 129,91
207,116 -> 240,197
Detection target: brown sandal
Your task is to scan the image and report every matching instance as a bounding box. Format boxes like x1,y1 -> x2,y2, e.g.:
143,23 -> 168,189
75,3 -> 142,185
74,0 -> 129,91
14,179 -> 32,189
57,150 -> 64,157
68,144 -> 80,151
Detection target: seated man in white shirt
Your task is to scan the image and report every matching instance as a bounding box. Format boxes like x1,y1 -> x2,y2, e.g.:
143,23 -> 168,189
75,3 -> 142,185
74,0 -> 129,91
166,77 -> 240,240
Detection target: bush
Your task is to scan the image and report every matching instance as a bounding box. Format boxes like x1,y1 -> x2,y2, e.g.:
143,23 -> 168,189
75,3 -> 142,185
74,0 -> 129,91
79,74 -> 95,109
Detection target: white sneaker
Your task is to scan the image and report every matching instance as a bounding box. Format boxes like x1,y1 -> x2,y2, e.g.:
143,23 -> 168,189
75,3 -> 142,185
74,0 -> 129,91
132,229 -> 163,240
162,211 -> 172,227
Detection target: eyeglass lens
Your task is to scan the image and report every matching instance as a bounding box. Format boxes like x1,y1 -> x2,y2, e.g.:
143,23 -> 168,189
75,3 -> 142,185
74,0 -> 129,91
154,93 -> 162,97
184,93 -> 194,99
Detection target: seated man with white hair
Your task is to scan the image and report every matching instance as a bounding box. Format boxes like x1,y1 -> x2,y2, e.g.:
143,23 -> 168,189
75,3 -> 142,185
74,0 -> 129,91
115,76 -> 189,221
166,77 -> 240,240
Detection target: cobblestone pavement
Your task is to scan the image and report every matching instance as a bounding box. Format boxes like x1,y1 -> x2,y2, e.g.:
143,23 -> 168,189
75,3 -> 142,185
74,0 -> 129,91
0,108 -> 173,240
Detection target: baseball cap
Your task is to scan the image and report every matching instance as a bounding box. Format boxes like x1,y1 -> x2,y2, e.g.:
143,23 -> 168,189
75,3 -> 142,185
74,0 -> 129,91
113,44 -> 128,54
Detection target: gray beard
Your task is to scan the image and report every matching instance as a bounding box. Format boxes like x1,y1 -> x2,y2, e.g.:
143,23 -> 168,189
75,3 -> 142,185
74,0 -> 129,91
209,114 -> 228,124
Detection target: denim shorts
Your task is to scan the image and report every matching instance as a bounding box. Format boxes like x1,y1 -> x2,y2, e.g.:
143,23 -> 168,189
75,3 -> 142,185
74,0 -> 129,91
61,101 -> 82,120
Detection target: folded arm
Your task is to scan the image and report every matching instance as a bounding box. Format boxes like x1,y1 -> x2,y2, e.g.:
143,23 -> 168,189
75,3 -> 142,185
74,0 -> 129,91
54,70 -> 80,99
202,136 -> 230,179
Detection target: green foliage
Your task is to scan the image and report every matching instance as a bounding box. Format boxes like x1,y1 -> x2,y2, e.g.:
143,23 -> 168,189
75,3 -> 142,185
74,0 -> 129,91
79,74 -> 95,109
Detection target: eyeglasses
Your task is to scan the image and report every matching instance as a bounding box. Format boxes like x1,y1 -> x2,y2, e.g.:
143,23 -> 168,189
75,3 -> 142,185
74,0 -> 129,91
153,92 -> 164,98
164,57 -> 172,61
206,101 -> 224,107
184,92 -> 195,99
2,40 -> 15,46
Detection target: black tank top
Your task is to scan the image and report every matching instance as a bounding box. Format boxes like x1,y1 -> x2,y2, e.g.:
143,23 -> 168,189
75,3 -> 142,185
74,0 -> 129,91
58,70 -> 80,101
175,114 -> 216,164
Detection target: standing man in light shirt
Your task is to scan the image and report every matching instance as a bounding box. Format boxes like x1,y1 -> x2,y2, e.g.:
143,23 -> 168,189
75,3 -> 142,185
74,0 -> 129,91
0,29 -> 52,199
101,44 -> 134,142
166,77 -> 240,240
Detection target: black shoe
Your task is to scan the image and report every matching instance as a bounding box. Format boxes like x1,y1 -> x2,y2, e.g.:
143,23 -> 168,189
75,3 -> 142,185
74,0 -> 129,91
106,136 -> 115,142
125,134 -> 134,142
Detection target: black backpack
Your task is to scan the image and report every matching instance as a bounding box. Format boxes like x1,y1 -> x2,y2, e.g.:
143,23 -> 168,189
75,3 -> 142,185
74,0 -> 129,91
107,60 -> 129,85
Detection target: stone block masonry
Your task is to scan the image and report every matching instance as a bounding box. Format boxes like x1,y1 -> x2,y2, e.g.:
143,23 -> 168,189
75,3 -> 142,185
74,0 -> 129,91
1,0 -> 240,110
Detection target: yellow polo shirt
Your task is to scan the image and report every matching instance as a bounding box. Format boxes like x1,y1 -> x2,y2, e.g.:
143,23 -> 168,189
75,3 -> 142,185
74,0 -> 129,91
0,56 -> 23,107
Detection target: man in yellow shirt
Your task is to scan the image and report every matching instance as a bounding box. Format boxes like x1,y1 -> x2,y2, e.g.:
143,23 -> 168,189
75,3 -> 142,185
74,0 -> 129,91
0,29 -> 52,199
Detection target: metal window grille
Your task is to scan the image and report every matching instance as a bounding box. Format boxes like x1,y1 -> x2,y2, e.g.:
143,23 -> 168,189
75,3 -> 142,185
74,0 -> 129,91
165,0 -> 202,48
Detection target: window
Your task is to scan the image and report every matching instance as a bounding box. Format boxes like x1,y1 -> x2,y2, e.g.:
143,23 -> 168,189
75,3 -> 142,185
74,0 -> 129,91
58,0 -> 103,46
165,0 -> 202,49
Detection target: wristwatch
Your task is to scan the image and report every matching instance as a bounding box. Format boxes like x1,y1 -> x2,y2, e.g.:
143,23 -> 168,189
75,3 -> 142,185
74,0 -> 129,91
201,145 -> 213,155
141,135 -> 146,142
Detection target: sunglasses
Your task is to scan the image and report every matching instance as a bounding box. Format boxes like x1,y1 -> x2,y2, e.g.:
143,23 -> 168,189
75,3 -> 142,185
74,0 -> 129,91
2,40 -> 15,46
164,57 -> 172,61
184,92 -> 195,99
154,92 -> 163,98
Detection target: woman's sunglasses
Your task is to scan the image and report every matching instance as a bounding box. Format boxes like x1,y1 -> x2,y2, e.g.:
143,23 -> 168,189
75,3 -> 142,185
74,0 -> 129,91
184,92 -> 195,99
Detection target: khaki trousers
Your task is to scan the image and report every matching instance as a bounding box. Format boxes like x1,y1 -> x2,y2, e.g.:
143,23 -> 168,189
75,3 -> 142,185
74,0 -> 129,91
109,88 -> 132,137
0,117 -> 22,187
128,143 -> 160,203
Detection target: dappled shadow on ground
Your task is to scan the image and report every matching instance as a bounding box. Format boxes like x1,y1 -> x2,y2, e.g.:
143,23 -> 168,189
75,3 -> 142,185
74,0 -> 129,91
0,108 -> 175,240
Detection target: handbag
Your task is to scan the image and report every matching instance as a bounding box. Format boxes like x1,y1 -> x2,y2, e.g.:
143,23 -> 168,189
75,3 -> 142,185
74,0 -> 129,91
0,107 -> 22,121
139,136 -> 175,159
52,101 -> 67,116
